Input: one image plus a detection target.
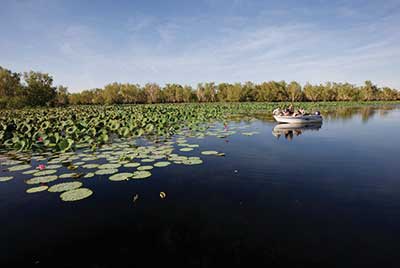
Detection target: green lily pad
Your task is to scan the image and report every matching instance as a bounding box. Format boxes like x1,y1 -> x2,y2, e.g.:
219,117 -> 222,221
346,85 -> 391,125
153,161 -> 171,167
84,172 -> 95,178
109,173 -> 132,181
141,158 -> 155,163
48,181 -> 83,192
124,162 -> 141,168
132,171 -> 152,179
183,159 -> 203,165
59,173 -> 79,179
82,164 -> 100,169
98,163 -> 121,169
95,169 -> 118,175
8,164 -> 31,172
33,169 -> 57,176
60,188 -> 93,202
46,164 -> 62,169
137,165 -> 153,171
180,147 -> 193,152
26,185 -> 49,193
26,175 -> 58,184
23,169 -> 38,175
0,176 -> 13,182
201,150 -> 218,155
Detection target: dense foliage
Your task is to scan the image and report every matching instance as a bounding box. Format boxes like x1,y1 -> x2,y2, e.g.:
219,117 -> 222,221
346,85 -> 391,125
1,101 -> 398,153
1,66 -> 399,109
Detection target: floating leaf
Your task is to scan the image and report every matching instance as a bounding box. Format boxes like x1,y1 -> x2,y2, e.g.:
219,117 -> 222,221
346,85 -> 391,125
48,181 -> 82,192
153,161 -> 171,168
60,188 -> 93,202
180,147 -> 193,152
137,165 -> 153,171
59,173 -> 79,179
0,176 -> 13,182
132,171 -> 152,179
26,175 -> 58,184
33,169 -> 57,176
109,173 -> 132,181
26,185 -> 48,193
82,164 -> 99,169
98,163 -> 121,169
83,172 -> 95,178
201,150 -> 218,155
95,169 -> 118,175
8,164 -> 31,172
124,162 -> 141,168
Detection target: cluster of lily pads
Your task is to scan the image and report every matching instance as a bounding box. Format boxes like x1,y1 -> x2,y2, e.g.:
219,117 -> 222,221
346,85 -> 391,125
0,123 -> 258,202
2,101 -> 380,153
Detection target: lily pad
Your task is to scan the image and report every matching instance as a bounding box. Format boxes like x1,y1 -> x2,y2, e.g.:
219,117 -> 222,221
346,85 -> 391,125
59,173 -> 78,179
180,148 -> 193,152
98,163 -> 121,169
95,169 -> 118,175
33,169 -> 57,176
141,158 -> 155,163
82,164 -> 100,169
183,159 -> 203,165
26,185 -> 49,193
0,176 -> 13,182
60,188 -> 93,202
8,164 -> 31,172
46,164 -> 63,169
83,172 -> 95,178
201,150 -> 218,155
48,181 -> 83,192
26,175 -> 58,184
137,165 -> 153,171
23,169 -> 38,175
124,162 -> 141,168
153,161 -> 171,167
109,173 -> 132,181
132,171 -> 152,179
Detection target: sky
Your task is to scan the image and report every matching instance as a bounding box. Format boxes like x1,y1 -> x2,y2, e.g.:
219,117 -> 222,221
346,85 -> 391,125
1,0 -> 399,92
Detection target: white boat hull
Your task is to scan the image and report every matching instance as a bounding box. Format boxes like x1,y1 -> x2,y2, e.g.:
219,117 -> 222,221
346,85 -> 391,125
273,115 -> 323,123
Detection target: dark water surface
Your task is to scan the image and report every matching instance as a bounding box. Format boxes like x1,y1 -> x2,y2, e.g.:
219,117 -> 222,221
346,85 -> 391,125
1,106 -> 400,267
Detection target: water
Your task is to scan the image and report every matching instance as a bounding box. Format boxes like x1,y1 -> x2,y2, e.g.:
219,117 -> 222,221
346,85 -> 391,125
1,106 -> 400,267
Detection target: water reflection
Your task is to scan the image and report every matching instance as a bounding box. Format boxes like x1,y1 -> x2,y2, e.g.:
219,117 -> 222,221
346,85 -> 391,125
272,123 -> 322,140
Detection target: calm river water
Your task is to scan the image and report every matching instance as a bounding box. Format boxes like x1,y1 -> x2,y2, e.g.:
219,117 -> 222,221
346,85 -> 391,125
1,105 -> 400,267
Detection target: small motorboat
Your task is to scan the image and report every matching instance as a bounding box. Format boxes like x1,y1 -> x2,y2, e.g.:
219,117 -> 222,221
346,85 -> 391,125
273,114 -> 323,124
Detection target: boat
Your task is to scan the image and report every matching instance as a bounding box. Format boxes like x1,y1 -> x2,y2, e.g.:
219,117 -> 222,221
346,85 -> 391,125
273,114 -> 323,123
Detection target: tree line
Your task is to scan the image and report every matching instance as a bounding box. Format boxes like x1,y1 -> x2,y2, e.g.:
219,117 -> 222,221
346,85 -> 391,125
1,65 -> 399,108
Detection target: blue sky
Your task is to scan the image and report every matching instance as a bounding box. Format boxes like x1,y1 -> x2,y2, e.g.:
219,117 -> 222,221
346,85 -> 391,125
1,0 -> 399,92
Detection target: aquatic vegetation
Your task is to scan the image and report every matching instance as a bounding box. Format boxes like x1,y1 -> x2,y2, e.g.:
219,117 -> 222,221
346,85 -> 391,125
60,188 -> 93,202
131,171 -> 152,179
95,169 -> 118,175
26,175 -> 58,184
137,165 -> 153,171
0,176 -> 13,182
109,173 -> 132,181
26,185 -> 48,193
8,164 -> 31,172
153,161 -> 171,167
48,182 -> 83,192
201,151 -> 219,155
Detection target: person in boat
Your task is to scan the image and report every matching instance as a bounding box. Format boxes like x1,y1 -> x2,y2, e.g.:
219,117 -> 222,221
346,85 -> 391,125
293,108 -> 305,117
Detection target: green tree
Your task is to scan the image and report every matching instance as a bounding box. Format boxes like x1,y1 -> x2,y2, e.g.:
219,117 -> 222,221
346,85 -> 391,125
143,83 -> 161,103
22,71 -> 56,106
360,80 -> 378,101
54,86 -> 69,106
286,81 -> 303,102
